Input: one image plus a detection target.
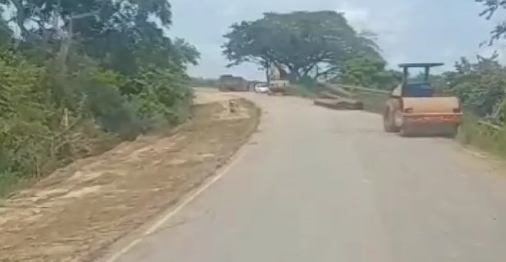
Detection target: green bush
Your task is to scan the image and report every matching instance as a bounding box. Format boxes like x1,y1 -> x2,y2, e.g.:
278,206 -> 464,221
286,78 -> 318,98
286,84 -> 317,98
457,114 -> 506,156
0,50 -> 53,180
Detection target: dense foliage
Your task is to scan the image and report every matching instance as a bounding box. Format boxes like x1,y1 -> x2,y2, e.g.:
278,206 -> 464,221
190,77 -> 220,87
335,56 -> 402,90
0,0 -> 199,191
439,55 -> 506,119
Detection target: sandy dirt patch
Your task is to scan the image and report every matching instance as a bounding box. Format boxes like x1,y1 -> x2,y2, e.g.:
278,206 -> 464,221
0,95 -> 259,262
193,88 -> 240,105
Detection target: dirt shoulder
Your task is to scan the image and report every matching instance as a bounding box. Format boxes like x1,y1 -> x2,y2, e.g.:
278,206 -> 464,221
0,93 -> 260,262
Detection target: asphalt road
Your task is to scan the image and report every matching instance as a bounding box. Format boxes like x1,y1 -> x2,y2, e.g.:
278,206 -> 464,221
112,93 -> 506,262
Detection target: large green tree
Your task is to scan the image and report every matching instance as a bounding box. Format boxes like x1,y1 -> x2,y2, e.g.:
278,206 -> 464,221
222,10 -> 382,81
336,56 -> 402,89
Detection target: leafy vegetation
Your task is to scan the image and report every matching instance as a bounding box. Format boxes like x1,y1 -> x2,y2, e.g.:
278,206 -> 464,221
190,77 -> 220,87
335,56 -> 402,90
0,0 -> 200,195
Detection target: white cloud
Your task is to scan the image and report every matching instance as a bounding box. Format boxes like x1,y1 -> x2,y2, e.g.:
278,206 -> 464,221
335,3 -> 369,31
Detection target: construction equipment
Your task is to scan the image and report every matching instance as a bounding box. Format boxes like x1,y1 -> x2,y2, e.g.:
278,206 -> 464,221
267,64 -> 290,95
218,75 -> 248,92
383,63 -> 462,137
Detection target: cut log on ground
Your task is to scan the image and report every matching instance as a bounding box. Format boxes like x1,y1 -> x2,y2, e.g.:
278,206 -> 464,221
313,98 -> 364,110
318,91 -> 343,100
317,83 -> 357,98
268,87 -> 289,96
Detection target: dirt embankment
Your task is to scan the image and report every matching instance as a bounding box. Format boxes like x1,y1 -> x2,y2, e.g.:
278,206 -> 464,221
0,94 -> 259,262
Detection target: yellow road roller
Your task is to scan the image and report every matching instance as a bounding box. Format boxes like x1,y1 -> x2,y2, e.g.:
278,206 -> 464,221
383,63 -> 463,137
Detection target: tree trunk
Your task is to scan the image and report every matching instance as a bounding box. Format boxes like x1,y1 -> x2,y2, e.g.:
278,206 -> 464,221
265,60 -> 271,85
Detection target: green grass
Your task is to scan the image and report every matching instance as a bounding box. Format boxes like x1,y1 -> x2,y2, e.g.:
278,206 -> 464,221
0,172 -> 37,198
457,114 -> 506,157
286,84 -> 317,98
353,91 -> 389,114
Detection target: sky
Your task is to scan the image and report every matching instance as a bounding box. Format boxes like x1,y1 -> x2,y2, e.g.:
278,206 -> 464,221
167,0 -> 505,80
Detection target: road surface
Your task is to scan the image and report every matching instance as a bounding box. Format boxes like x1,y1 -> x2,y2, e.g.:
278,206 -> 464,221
109,92 -> 506,262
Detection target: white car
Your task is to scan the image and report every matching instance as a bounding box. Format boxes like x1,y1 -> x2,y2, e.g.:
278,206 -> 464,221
254,84 -> 270,93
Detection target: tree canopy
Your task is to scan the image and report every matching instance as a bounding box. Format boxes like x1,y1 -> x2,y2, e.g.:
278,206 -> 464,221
476,0 -> 506,45
222,10 -> 382,81
0,0 -> 199,74
336,55 -> 402,89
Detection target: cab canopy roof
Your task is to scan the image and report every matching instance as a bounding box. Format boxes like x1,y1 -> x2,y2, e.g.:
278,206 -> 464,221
398,63 -> 444,68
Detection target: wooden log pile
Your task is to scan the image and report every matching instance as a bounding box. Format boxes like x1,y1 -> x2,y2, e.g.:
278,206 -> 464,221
313,83 -> 364,110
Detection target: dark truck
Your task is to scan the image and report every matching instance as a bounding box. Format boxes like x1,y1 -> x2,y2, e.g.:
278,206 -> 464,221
218,75 -> 248,92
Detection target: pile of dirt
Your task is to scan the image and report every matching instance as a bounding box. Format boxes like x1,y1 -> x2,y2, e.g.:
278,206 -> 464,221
0,97 -> 260,262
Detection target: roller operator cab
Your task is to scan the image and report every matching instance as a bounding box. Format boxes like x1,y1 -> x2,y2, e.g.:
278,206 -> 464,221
383,63 -> 463,137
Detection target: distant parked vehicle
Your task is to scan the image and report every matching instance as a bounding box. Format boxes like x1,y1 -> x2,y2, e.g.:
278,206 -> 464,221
254,83 -> 270,93
267,80 -> 290,96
